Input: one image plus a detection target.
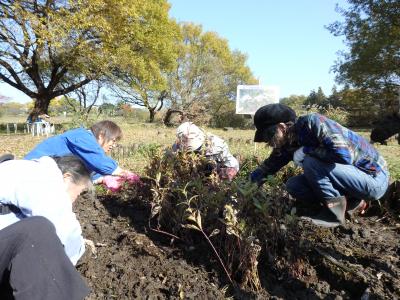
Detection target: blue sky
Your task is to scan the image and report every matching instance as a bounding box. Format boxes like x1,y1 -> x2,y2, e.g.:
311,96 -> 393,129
0,0 -> 347,103
168,0 -> 347,99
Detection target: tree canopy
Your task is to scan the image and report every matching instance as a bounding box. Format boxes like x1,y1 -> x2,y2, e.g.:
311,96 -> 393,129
328,0 -> 400,111
165,22 -> 256,124
113,22 -> 256,124
0,0 -> 179,118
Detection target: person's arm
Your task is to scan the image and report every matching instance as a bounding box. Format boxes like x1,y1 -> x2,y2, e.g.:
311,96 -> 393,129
217,139 -> 239,171
66,133 -> 119,175
300,114 -> 353,165
250,148 -> 292,185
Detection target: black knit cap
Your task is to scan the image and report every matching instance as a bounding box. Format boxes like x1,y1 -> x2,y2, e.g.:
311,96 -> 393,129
253,104 -> 296,142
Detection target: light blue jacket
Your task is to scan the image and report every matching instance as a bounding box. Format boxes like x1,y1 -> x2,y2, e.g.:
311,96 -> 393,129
0,157 -> 84,265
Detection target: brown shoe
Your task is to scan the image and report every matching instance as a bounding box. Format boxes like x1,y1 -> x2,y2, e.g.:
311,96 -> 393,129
346,199 -> 368,217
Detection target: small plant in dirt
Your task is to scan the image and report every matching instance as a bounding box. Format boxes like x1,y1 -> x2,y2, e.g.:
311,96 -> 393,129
140,148 -> 307,293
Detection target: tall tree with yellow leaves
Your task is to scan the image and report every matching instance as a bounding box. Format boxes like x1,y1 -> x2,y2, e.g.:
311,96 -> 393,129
0,0 -> 179,119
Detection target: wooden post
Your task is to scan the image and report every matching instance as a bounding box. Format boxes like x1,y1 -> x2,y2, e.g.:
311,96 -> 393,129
14,123 -> 17,134
6,123 -> 10,135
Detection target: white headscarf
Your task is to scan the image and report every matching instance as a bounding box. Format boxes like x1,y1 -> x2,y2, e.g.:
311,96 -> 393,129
176,122 -> 205,151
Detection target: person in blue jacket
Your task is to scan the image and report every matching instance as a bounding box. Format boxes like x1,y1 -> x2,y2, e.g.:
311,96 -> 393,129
250,104 -> 389,228
24,120 -> 128,182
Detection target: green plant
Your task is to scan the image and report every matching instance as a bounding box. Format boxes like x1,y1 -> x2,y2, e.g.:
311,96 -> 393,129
140,148 -> 304,292
137,143 -> 162,158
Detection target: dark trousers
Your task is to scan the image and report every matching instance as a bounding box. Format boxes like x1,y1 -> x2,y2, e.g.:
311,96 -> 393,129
0,216 -> 90,300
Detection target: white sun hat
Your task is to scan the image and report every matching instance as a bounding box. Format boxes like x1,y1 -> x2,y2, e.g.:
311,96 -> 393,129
176,122 -> 205,151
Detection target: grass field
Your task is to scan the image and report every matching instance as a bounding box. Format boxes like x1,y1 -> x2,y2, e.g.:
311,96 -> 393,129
1,116 -> 399,180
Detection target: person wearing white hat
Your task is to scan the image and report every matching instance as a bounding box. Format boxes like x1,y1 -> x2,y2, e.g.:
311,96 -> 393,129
174,122 -> 239,180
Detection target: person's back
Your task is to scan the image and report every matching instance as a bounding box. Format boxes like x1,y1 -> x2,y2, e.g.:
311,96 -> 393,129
24,126 -> 119,179
204,133 -> 239,170
24,127 -> 89,159
295,113 -> 387,174
0,156 -> 85,264
0,156 -> 91,299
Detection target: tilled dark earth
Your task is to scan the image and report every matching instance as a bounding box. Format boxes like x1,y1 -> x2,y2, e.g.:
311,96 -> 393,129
75,193 -> 226,299
75,182 -> 400,299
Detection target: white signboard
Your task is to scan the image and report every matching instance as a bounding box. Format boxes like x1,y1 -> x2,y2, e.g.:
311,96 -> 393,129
236,85 -> 279,115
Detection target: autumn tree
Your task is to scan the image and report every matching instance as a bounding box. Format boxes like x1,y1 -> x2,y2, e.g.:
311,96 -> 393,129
111,74 -> 170,123
325,86 -> 342,108
164,23 -> 256,125
328,0 -> 400,112
62,81 -> 103,119
305,87 -> 327,108
280,94 -> 307,109
0,0 -> 179,119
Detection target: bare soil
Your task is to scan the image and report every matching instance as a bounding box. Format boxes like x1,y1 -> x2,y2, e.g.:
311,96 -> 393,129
75,182 -> 400,299
75,192 -> 226,299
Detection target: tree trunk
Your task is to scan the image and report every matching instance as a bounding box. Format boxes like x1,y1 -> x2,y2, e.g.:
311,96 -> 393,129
163,108 -> 185,126
162,109 -> 196,126
149,109 -> 156,123
28,97 -> 51,121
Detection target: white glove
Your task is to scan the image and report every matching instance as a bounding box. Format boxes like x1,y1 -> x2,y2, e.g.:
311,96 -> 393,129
293,147 -> 306,167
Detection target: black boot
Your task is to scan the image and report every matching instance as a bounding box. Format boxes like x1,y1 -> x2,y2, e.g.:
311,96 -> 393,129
304,196 -> 347,228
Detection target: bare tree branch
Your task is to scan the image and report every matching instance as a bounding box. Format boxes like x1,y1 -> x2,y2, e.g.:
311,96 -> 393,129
52,78 -> 91,97
0,59 -> 34,96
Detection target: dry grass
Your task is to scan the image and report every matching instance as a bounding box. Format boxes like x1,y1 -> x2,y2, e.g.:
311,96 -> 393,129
0,117 -> 399,179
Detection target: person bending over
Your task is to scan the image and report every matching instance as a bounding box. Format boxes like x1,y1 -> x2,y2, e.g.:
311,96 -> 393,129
24,120 -> 129,182
173,122 -> 239,181
0,155 -> 93,299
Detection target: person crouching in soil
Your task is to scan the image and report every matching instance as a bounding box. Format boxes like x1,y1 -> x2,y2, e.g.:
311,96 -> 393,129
0,155 -> 92,299
173,122 -> 239,181
250,103 -> 389,228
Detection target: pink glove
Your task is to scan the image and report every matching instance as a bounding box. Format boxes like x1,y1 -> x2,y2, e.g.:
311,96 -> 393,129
103,172 -> 142,192
123,171 -> 142,185
103,175 -> 125,192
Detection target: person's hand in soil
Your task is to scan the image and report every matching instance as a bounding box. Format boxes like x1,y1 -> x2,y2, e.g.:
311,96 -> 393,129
84,238 -> 97,255
102,172 -> 142,192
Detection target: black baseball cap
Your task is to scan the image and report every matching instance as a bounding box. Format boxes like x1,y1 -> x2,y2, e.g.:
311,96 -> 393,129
253,104 -> 296,142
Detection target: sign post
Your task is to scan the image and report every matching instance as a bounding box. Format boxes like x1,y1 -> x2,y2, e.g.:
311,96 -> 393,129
236,85 -> 280,154
236,85 -> 279,115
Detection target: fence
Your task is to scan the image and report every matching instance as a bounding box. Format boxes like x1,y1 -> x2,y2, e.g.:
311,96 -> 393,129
0,122 -> 55,136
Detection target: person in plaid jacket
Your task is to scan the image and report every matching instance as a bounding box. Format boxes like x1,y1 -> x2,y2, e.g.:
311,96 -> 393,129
250,104 -> 389,227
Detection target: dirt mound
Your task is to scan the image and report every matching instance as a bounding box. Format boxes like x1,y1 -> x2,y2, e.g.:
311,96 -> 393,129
75,183 -> 400,299
75,194 -> 226,299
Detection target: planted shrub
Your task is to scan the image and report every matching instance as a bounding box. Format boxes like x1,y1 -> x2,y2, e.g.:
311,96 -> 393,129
142,148 -> 305,291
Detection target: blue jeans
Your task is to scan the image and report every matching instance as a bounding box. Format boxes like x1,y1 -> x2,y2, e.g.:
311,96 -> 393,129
286,156 -> 389,201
